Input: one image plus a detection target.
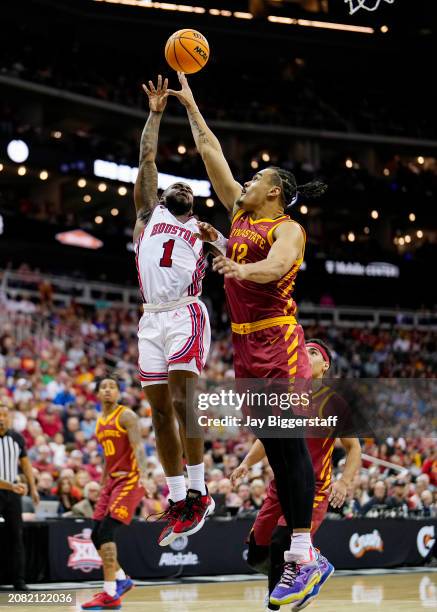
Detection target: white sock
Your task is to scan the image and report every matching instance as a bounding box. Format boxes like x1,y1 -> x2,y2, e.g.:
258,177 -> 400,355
115,568 -> 126,581
103,581 -> 117,597
187,463 -> 206,495
286,532 -> 316,564
166,474 -> 187,502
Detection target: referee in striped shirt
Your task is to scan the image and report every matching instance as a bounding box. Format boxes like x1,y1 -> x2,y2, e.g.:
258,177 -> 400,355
0,403 -> 39,591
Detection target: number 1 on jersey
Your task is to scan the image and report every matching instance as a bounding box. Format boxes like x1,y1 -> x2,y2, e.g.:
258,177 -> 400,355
160,239 -> 175,267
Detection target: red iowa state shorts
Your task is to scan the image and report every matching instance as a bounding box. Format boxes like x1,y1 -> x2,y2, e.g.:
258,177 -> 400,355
232,323 -> 311,381
93,474 -> 145,525
252,479 -> 329,546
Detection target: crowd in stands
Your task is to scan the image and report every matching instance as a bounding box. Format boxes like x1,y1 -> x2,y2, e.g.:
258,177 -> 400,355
0,292 -> 436,522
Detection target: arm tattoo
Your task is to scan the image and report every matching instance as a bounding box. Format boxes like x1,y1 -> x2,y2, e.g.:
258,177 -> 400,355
121,410 -> 149,475
187,108 -> 211,147
139,111 -> 163,165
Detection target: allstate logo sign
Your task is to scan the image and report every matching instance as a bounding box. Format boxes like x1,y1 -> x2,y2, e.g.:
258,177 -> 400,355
349,530 -> 384,558
159,535 -> 199,567
417,525 -> 435,558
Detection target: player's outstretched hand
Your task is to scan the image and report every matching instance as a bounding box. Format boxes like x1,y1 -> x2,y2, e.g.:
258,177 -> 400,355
167,72 -> 196,108
142,75 -> 168,113
213,255 -> 246,279
328,479 -> 348,508
195,221 -> 218,242
230,464 -> 249,486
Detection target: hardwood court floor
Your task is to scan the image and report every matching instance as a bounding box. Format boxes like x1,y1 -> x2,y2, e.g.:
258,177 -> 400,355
2,572 -> 436,611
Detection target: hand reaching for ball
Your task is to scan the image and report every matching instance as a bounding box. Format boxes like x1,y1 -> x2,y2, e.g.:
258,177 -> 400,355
142,75 -> 168,113
167,72 -> 196,109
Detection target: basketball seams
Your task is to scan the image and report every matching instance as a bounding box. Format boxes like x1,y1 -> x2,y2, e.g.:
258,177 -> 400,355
177,36 -> 209,51
173,38 -> 185,72
177,38 -> 204,68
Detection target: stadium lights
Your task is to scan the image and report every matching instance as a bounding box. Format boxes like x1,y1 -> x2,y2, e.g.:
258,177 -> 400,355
7,139 -> 29,163
364,227 -> 370,235
380,25 -> 389,33
18,166 -> 27,176
409,213 -> 416,222
39,170 -> 49,180
371,210 -> 379,219
300,205 -> 308,215
92,1 -> 374,34
206,198 -> 215,207
94,159 -> 211,197
95,216 -> 103,224
251,160 -> 259,169
404,235 -> 411,243
345,159 -> 353,169
98,183 -> 107,192
118,186 -> 127,196
262,152 -> 270,162
417,230 -> 423,238
83,195 -> 92,203
383,168 -> 390,176
0,164 -> 3,171
347,232 -> 355,242
111,208 -> 119,216
417,156 -> 425,165
78,178 -> 87,188
178,145 -> 187,155
51,131 -> 62,139
398,237 -> 405,246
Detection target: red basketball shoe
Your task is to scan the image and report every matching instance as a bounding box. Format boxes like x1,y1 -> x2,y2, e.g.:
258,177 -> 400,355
157,499 -> 186,547
81,591 -> 121,610
172,489 -> 215,538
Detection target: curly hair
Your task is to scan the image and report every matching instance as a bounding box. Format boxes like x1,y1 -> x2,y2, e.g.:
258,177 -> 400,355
269,166 -> 328,209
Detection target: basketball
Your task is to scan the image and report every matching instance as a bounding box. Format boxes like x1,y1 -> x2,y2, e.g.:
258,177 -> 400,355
165,29 -> 209,74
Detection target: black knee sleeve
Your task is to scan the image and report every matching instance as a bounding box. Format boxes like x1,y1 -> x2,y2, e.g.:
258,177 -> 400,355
247,530 -> 270,575
91,520 -> 102,549
98,516 -> 122,545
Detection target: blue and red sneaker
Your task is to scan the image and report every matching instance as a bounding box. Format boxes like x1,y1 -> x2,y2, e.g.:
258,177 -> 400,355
172,489 -> 215,538
81,591 -> 121,610
293,554 -> 334,610
116,576 -> 134,598
269,558 -> 321,607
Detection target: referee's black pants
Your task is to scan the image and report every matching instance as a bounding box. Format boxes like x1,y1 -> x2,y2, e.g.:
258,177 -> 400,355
0,490 -> 25,584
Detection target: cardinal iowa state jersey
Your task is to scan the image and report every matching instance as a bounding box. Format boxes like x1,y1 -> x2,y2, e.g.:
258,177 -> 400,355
95,405 -> 137,476
135,205 -> 206,304
225,209 -> 306,325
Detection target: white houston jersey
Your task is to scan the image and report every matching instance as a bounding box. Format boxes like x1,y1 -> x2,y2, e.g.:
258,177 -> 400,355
135,205 -> 206,304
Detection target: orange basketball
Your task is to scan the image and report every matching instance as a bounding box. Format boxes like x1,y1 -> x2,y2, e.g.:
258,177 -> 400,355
165,29 -> 209,74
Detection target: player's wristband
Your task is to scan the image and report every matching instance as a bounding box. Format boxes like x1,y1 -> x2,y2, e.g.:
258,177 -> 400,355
210,232 -> 228,256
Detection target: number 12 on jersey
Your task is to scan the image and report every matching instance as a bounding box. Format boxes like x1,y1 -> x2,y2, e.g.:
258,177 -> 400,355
160,239 -> 175,267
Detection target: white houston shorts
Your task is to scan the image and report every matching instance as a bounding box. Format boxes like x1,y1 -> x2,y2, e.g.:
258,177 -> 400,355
138,300 -> 211,386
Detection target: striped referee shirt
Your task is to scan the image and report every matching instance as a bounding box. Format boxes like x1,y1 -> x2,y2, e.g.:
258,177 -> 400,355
0,430 -> 27,483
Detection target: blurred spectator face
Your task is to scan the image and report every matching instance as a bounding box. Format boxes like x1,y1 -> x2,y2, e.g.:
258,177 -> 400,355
74,431 -> 86,445
59,478 -> 72,494
416,474 -> 430,495
38,445 -> 51,461
69,450 -> 83,468
250,479 -> 266,498
84,482 -> 101,502
0,406 -> 10,433
218,478 -> 232,495
421,490 -> 432,508
208,481 -> 218,495
53,432 -> 64,445
237,484 -> 250,502
393,481 -> 407,499
373,481 -> 386,500
210,468 -> 224,482
60,468 -> 75,482
38,472 -> 53,491
203,454 -> 213,470
75,470 -> 90,488
67,417 -> 80,432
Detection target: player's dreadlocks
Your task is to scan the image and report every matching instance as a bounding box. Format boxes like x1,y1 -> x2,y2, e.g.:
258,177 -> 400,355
269,167 -> 328,209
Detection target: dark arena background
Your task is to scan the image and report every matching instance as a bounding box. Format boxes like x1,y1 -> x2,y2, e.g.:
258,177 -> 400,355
0,1 -> 436,611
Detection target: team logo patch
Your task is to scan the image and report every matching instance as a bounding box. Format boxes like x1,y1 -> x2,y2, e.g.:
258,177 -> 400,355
114,505 -> 129,520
